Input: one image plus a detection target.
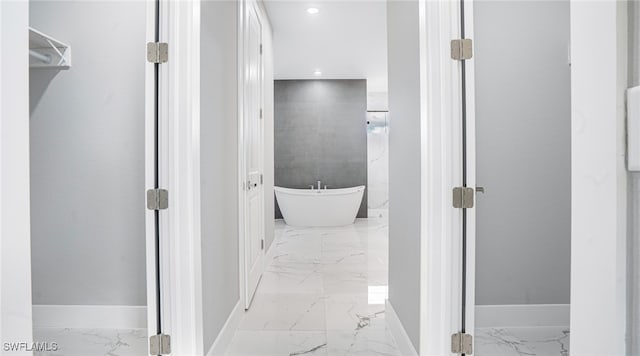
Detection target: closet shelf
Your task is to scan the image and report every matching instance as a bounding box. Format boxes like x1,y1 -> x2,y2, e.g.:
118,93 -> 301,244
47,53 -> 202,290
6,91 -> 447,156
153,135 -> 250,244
29,27 -> 71,69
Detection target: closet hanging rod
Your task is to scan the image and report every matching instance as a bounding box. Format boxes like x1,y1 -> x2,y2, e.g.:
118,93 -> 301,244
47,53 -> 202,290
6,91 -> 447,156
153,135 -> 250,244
29,49 -> 52,64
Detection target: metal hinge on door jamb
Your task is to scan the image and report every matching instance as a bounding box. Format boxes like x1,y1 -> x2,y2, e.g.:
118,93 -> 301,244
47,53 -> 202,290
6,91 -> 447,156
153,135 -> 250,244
147,42 -> 168,63
147,189 -> 169,210
149,334 -> 171,355
452,187 -> 475,209
451,332 -> 473,354
451,39 -> 473,60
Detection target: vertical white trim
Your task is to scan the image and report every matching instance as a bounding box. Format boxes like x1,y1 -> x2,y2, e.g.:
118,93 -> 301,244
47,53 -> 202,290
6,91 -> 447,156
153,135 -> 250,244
418,1 -> 463,354
0,0 -> 33,350
237,0 -> 247,310
159,1 -> 204,354
570,1 -> 627,354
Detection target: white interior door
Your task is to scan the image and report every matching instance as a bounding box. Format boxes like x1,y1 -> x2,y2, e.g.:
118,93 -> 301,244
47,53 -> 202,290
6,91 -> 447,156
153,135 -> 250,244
243,3 -> 265,309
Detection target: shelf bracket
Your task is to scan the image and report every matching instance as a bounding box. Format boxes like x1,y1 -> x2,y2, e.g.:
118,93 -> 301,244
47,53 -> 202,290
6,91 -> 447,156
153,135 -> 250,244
29,27 -> 71,69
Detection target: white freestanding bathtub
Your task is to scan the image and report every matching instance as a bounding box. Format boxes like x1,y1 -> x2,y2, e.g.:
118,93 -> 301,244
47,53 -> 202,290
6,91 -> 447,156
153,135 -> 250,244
275,186 -> 365,227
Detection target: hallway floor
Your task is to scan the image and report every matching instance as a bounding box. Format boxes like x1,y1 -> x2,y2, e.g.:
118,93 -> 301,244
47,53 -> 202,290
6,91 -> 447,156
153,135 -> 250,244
30,217 -> 569,356
225,218 -> 400,356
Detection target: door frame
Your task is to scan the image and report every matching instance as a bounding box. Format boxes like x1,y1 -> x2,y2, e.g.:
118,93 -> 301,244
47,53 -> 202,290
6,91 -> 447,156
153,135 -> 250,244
238,0 -> 266,311
566,1 -> 628,353
423,0 -> 630,354
147,0 -> 205,354
416,1 -> 465,354
0,0 -> 33,349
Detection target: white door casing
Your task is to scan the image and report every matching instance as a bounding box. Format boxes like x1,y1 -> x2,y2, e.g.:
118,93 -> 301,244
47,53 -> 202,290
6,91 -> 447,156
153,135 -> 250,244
416,1 -> 465,354
148,0 -> 205,354
242,1 -> 265,309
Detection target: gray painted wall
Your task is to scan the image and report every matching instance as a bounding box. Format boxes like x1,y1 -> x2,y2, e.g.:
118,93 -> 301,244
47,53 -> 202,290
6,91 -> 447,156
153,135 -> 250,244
474,0 -> 571,306
274,79 -> 368,218
628,0 -> 640,353
387,0 -> 421,350
29,1 -> 146,306
200,0 -> 240,351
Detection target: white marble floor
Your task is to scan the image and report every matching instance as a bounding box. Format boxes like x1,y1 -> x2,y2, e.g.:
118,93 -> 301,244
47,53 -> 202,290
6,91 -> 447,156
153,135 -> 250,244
225,218 -> 400,356
32,327 -> 147,356
475,327 -> 570,356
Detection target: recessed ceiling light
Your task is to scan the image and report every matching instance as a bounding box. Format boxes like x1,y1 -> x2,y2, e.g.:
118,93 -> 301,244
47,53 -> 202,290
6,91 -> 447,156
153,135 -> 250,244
307,7 -> 319,14
313,70 -> 322,76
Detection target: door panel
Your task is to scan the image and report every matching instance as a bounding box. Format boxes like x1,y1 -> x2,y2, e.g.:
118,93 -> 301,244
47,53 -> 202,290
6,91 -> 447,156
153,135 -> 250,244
244,3 -> 264,308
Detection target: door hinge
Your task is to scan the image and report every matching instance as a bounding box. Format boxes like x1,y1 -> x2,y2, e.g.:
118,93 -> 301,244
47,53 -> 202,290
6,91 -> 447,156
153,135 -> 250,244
452,187 -> 475,209
451,332 -> 473,354
260,174 -> 264,185
261,239 -> 264,250
149,334 -> 171,355
260,108 -> 263,119
260,43 -> 263,55
451,39 -> 473,60
147,42 -> 168,63
147,189 -> 169,210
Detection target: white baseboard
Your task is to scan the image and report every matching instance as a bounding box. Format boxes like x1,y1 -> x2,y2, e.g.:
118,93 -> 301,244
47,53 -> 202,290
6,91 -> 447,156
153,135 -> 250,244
32,305 -> 146,329
207,301 -> 243,356
385,299 -> 418,356
475,304 -> 570,328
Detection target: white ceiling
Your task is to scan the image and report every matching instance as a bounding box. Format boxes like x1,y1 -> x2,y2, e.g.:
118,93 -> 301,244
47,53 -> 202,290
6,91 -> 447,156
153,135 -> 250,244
263,1 -> 388,93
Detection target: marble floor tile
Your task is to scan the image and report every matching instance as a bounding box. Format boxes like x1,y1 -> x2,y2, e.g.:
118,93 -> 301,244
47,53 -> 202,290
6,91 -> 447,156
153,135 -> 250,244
259,264 -> 325,294
475,327 -> 570,356
324,293 -> 387,331
239,293 -> 328,331
32,328 -> 147,356
226,331 -> 328,356
226,217 -> 400,356
325,328 -> 400,356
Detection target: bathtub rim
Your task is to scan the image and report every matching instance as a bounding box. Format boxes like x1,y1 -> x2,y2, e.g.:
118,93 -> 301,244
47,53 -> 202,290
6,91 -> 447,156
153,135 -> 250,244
274,185 -> 365,196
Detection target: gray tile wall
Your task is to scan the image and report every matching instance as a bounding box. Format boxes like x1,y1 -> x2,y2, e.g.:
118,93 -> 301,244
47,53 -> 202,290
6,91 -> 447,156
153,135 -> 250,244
274,79 -> 368,218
